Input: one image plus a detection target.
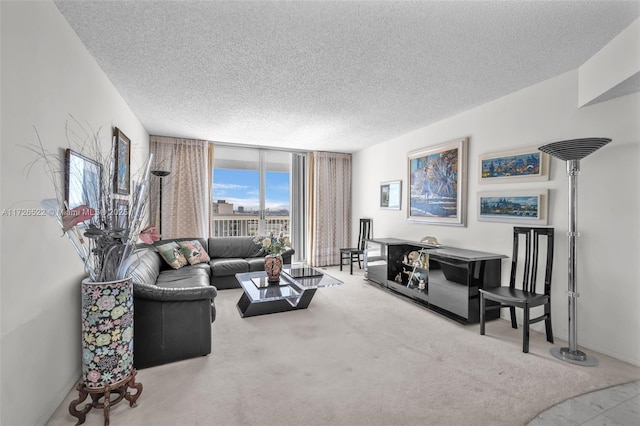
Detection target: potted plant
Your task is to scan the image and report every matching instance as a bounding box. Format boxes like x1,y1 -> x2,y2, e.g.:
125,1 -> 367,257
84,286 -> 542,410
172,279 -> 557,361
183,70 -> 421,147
26,119 -> 158,421
255,232 -> 291,282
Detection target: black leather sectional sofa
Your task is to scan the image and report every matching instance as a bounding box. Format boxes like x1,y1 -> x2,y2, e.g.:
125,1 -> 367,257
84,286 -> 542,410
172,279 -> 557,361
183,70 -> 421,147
120,236 -> 294,368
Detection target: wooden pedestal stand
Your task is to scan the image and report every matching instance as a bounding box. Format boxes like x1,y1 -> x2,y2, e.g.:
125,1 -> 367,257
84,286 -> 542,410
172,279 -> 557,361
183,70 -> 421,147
68,369 -> 143,426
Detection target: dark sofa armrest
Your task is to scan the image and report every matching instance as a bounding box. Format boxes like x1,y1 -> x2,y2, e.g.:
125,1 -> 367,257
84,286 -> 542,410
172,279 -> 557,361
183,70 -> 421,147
134,282 -> 218,302
281,247 -> 295,263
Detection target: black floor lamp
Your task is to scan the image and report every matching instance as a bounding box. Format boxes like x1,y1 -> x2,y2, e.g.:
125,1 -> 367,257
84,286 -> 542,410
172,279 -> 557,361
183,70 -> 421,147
538,137 -> 611,366
151,170 -> 170,239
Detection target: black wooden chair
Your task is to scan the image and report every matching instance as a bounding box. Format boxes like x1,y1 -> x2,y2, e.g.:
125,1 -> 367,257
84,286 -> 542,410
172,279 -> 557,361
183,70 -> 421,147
480,227 -> 554,353
340,218 -> 372,274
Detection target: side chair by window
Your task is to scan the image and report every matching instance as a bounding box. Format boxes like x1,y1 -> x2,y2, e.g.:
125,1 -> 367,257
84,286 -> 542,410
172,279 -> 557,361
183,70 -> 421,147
480,227 -> 554,353
340,218 -> 372,275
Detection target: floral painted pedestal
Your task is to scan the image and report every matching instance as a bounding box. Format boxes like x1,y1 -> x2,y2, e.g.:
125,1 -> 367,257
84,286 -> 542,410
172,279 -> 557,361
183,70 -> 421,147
68,277 -> 142,425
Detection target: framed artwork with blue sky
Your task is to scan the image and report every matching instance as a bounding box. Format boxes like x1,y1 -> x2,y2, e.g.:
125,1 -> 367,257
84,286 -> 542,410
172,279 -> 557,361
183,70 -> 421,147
408,137 -> 468,226
479,146 -> 549,184
114,127 -> 131,195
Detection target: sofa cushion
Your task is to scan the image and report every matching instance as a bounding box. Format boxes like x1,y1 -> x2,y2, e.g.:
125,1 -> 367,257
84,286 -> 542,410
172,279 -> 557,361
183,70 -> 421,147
156,241 -> 189,269
247,257 -> 266,272
156,267 -> 210,289
178,240 -> 210,265
122,248 -> 162,286
183,262 -> 210,273
208,237 -> 263,259
157,237 -> 208,251
210,258 -> 249,277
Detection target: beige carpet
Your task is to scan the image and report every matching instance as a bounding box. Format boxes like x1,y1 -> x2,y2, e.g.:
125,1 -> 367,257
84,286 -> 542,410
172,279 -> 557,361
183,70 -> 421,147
47,266 -> 640,426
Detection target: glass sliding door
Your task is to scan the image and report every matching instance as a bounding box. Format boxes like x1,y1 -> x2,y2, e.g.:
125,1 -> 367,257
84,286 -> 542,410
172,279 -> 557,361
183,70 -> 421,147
211,146 -> 293,242
264,150 -> 291,236
211,146 -> 260,236
290,153 -> 307,262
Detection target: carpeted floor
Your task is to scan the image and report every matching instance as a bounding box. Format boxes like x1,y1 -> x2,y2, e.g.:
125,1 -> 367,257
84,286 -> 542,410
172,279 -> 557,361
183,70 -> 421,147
47,266 -> 640,426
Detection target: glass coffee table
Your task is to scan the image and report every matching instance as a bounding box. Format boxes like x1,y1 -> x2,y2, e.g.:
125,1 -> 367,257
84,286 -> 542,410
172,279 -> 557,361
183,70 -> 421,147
236,266 -> 343,318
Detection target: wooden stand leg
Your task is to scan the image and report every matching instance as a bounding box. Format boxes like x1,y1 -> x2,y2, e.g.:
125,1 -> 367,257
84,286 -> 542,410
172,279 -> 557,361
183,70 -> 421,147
68,383 -> 92,425
68,370 -> 143,426
124,369 -> 143,407
103,386 -> 111,426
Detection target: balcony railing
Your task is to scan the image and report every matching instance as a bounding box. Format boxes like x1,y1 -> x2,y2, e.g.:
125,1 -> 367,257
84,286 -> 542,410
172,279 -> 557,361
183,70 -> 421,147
210,215 -> 290,237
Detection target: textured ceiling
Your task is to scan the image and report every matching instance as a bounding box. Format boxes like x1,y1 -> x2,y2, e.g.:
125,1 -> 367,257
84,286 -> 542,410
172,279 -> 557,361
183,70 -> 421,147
54,1 -> 640,153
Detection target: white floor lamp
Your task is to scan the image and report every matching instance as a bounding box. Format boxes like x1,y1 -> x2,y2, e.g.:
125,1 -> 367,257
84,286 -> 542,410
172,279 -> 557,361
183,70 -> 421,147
538,137 -> 611,366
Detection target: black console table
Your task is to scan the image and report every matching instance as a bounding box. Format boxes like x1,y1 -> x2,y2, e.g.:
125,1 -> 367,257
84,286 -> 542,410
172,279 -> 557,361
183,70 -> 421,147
364,238 -> 506,324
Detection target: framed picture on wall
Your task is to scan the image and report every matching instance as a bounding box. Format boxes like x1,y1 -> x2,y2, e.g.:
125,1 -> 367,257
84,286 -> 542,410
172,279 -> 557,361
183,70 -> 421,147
479,146 -> 549,183
380,180 -> 402,210
114,127 -> 131,195
407,137 -> 468,226
64,149 -> 102,223
113,198 -> 129,230
477,189 -> 548,224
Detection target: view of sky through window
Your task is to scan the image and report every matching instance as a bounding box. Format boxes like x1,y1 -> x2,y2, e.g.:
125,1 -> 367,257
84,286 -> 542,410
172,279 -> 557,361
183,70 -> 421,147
213,168 -> 290,213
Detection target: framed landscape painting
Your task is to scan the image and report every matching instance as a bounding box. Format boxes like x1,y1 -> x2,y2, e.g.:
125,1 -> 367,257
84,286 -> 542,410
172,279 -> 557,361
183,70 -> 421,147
477,189 -> 548,225
65,149 -> 102,222
380,180 -> 402,210
407,137 -> 468,226
114,127 -> 131,195
479,146 -> 549,183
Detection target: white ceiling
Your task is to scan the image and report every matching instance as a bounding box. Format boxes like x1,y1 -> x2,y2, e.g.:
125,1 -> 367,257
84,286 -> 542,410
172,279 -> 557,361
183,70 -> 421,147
54,1 -> 640,153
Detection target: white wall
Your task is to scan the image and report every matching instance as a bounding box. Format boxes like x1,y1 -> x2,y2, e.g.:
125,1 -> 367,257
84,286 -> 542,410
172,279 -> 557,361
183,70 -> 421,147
579,18 -> 640,107
352,70 -> 640,366
0,1 -> 149,424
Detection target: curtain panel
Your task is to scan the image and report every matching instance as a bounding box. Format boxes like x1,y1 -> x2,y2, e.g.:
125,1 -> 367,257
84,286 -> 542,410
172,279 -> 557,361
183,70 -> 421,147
149,136 -> 212,239
307,151 -> 351,267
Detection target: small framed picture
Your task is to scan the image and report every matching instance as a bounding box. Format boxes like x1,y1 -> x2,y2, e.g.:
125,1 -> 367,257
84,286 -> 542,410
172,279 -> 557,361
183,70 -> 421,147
65,149 -> 102,220
380,180 -> 402,210
477,189 -> 548,225
479,146 -> 549,184
114,127 -> 131,195
113,198 -> 129,230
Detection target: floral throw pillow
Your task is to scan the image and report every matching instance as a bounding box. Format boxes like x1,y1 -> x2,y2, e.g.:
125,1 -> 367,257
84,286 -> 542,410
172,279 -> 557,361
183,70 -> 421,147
178,240 -> 210,265
156,242 -> 188,269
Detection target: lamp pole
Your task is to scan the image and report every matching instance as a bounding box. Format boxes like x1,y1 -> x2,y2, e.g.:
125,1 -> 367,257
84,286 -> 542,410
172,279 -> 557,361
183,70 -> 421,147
151,170 -> 170,239
539,137 -> 610,367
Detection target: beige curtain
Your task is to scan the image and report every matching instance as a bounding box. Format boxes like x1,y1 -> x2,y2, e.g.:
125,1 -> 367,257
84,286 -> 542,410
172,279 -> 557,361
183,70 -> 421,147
149,136 -> 212,238
307,151 -> 351,267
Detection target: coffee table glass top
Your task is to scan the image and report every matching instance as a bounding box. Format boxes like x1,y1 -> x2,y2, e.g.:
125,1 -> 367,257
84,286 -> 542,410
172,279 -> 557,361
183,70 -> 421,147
282,266 -> 342,289
236,272 -> 300,303
236,267 -> 342,304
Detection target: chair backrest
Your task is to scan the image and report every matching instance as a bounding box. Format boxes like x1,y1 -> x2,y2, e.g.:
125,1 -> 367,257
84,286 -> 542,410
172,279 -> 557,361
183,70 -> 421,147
357,219 -> 372,250
509,227 -> 554,295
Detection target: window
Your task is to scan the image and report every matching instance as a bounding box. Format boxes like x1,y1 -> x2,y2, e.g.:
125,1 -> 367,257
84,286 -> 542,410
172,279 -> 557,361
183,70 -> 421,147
211,145 -> 291,238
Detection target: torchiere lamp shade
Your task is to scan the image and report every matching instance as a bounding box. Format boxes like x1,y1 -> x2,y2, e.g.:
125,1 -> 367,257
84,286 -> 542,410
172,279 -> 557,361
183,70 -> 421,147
538,138 -> 611,161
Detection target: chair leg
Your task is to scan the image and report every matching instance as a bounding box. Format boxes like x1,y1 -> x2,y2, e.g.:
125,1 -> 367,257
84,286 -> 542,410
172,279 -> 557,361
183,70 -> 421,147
545,304 -> 554,343
340,253 -> 343,271
523,306 -> 530,353
350,254 -> 354,275
545,317 -> 554,344
510,306 -> 517,329
480,293 -> 486,335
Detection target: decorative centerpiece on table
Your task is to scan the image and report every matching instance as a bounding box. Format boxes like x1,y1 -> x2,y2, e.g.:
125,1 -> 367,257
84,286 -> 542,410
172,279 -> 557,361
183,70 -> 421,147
26,120 -> 158,424
255,232 -> 291,282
